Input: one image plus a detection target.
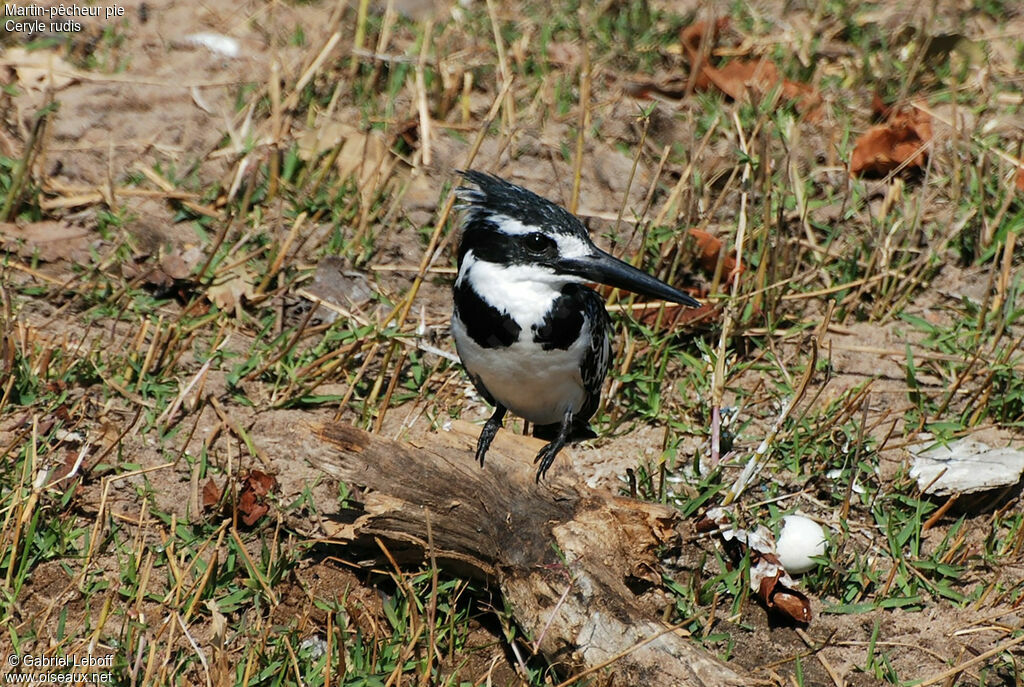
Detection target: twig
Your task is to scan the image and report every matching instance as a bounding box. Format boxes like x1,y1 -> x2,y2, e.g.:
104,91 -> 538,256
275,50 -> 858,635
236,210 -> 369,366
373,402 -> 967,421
176,612 -> 212,687
723,340 -> 817,505
533,581 -> 574,655
916,633 -> 1024,686
552,621 -> 691,687
414,22 -> 434,167
158,336 -> 230,425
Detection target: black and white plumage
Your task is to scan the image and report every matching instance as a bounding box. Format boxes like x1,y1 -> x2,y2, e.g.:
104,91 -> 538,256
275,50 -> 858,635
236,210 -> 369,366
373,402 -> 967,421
451,171 -> 700,482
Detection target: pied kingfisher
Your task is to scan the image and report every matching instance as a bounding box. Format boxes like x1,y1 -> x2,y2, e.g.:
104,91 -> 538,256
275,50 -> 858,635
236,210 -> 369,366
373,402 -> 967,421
451,171 -> 701,482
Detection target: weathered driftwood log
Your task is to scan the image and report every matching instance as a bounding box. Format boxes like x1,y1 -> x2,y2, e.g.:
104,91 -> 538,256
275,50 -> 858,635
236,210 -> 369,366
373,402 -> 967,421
304,419 -> 750,686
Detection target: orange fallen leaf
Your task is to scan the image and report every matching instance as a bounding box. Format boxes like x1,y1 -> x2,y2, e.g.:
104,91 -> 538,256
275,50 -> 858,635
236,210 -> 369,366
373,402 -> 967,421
647,19 -> 823,121
691,58 -> 821,119
237,469 -> 277,526
850,98 -> 932,177
679,18 -> 730,63
202,478 -> 222,509
687,229 -> 744,283
1016,166 -> 1024,192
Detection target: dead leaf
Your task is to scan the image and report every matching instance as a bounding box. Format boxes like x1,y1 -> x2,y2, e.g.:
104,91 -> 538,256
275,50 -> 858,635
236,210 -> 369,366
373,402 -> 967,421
290,256 -> 376,326
679,18 -> 730,63
635,228 -> 744,328
161,246 -> 203,280
706,60 -> 822,119
205,599 -> 228,648
1016,166 -> 1024,192
123,258 -> 174,290
123,246 -> 204,295
624,20 -> 726,99
0,221 -> 94,262
770,587 -> 813,623
203,470 -> 277,524
297,119 -> 395,204
850,98 -> 932,177
237,469 -> 277,526
202,478 -> 222,509
624,20 -> 822,121
49,449 -> 82,486
699,507 -> 814,625
242,469 -> 277,496
687,229 -> 743,283
206,597 -> 230,683
207,265 -> 257,311
2,47 -> 80,94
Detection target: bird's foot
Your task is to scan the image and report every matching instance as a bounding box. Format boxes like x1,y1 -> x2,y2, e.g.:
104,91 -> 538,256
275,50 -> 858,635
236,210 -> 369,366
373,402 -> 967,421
475,406 -> 507,467
533,409 -> 574,482
533,442 -> 561,482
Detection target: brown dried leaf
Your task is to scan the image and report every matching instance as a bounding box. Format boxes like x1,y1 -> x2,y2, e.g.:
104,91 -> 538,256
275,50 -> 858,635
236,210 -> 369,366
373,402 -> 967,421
160,253 -> 191,281
751,550 -> 813,624
207,265 -> 257,311
237,469 -> 277,526
161,247 -> 203,280
1016,166 -> 1024,192
202,478 -> 222,509
123,246 -> 204,295
297,119 -> 394,205
122,258 -> 175,290
3,47 -> 80,93
237,490 -> 268,525
50,449 -> 81,485
679,18 -> 729,57
850,100 -> 932,177
701,507 -> 813,624
664,19 -> 823,121
0,221 -> 93,262
308,256 -> 374,309
769,586 -> 813,624
243,469 -> 277,496
635,228 -> 745,327
687,229 -> 744,283
700,60 -> 822,121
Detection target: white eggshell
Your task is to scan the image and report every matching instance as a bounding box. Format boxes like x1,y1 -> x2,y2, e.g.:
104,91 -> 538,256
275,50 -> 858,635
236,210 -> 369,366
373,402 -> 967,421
776,515 -> 827,574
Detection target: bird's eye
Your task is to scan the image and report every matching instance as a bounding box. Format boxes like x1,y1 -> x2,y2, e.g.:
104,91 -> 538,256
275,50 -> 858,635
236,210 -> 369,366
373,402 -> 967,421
523,233 -> 554,255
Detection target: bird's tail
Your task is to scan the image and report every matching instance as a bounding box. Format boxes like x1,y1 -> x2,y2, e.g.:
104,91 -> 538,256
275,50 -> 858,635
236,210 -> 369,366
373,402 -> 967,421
532,422 -> 597,442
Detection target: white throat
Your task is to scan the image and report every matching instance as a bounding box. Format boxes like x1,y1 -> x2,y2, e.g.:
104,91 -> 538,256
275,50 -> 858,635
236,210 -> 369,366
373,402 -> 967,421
457,252 -> 581,330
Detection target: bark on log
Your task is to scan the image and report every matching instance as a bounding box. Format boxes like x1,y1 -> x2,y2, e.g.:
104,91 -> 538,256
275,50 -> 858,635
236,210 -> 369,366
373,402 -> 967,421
301,419 -> 751,686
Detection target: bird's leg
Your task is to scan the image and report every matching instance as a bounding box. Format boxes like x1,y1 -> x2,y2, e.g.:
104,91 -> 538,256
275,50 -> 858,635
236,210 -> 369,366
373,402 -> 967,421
534,408 -> 574,482
475,405 -> 507,466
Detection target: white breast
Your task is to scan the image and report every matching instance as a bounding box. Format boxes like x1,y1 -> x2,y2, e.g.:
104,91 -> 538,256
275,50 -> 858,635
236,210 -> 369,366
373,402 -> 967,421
453,253 -> 595,424
452,313 -> 591,425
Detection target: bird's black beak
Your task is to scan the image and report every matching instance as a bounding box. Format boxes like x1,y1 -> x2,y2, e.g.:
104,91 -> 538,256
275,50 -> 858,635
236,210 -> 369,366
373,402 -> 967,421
560,248 -> 701,307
